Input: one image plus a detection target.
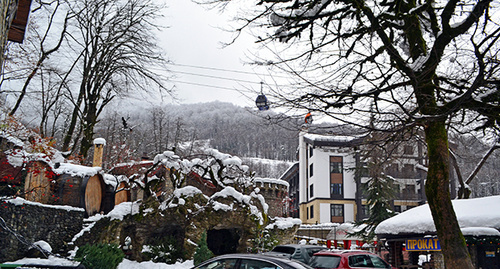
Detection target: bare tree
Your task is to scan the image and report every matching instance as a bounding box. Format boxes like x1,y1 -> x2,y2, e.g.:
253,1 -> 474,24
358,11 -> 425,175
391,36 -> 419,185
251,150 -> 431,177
60,0 -> 171,159
451,137 -> 500,198
206,0 -> 500,268
8,0 -> 70,117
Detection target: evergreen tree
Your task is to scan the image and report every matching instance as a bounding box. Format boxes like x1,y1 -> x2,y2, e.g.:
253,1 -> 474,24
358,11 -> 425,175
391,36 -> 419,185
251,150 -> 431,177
193,231 -> 214,266
352,132 -> 397,242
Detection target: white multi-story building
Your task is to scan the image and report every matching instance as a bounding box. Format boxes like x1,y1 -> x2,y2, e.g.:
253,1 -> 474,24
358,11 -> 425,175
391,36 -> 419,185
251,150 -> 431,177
297,131 -> 426,225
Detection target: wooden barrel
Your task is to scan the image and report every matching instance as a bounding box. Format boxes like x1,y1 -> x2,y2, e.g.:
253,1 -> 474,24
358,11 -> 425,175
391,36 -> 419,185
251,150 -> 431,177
84,175 -> 104,215
54,173 -> 105,216
24,161 -> 55,204
24,162 -> 110,216
114,181 -> 130,205
101,183 -> 116,214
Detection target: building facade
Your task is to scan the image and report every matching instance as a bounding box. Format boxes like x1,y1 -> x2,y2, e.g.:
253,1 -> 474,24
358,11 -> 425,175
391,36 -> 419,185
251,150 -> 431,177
280,162 -> 299,218
295,131 -> 426,225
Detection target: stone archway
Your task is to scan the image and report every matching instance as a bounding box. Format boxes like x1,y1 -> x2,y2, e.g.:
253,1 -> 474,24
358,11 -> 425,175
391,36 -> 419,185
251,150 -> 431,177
207,228 -> 242,255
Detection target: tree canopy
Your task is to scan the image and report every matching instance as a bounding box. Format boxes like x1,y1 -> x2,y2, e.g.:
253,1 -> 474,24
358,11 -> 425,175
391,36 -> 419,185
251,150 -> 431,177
205,0 -> 500,268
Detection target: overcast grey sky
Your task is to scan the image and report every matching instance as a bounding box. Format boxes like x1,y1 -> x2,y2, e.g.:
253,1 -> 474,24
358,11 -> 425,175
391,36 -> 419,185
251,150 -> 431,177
159,0 -> 267,107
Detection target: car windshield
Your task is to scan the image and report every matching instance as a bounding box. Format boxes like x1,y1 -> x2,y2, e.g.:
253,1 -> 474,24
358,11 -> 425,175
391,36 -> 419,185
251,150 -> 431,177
287,260 -> 315,269
348,254 -> 389,268
272,246 -> 296,254
309,255 -> 341,268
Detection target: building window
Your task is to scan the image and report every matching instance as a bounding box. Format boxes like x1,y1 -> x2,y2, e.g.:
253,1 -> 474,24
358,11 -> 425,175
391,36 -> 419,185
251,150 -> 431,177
402,164 -> 415,178
331,204 -> 344,223
310,184 -> 314,198
309,146 -> 313,157
361,205 -> 370,218
403,145 -> 414,155
310,205 -> 314,218
330,156 -> 343,199
309,163 -> 314,177
330,157 -> 343,173
394,205 -> 401,213
360,162 -> 369,177
331,183 -> 342,196
331,204 -> 343,216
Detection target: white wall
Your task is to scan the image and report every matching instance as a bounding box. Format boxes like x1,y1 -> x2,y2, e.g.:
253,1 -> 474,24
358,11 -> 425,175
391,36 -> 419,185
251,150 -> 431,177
344,203 -> 355,222
298,132 -> 308,204
320,203 -> 331,223
308,146 -> 358,200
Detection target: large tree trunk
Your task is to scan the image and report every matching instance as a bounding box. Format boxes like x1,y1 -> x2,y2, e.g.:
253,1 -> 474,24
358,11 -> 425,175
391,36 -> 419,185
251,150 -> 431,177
424,120 -> 474,269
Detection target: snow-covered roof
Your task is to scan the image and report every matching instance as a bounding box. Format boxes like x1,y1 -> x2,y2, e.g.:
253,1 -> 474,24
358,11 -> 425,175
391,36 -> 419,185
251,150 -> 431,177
254,177 -> 290,188
53,163 -> 101,178
375,195 -> 500,236
266,217 -> 302,230
279,161 -> 299,180
112,160 -> 154,168
303,133 -> 364,147
102,173 -> 118,187
0,132 -> 24,147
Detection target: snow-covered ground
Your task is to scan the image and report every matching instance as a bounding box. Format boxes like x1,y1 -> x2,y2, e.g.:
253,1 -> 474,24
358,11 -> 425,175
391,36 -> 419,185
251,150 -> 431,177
3,256 -> 194,269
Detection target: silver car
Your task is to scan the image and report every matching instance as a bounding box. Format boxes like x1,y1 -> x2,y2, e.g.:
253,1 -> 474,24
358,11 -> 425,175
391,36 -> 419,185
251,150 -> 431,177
263,244 -> 328,265
192,253 -> 313,269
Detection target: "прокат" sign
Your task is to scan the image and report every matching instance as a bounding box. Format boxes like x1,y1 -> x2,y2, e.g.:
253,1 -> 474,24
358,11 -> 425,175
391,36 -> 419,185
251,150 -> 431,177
406,238 -> 441,251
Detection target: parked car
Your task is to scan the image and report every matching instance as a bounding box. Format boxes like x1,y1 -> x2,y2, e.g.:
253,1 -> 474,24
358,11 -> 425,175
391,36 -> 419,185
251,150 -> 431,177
191,253 -> 313,269
309,250 -> 396,269
262,244 -> 328,265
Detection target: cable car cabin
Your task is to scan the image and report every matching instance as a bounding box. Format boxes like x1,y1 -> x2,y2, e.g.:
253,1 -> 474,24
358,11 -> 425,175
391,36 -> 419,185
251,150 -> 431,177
255,94 -> 269,111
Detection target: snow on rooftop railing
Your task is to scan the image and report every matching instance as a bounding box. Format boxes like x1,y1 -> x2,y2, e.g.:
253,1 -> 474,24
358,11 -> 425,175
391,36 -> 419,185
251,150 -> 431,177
303,133 -> 363,143
266,217 -> 302,230
254,177 -> 290,188
300,222 -> 341,229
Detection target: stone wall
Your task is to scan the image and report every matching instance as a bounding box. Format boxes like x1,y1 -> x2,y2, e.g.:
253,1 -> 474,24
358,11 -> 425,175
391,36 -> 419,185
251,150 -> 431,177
255,181 -> 289,218
0,198 -> 85,262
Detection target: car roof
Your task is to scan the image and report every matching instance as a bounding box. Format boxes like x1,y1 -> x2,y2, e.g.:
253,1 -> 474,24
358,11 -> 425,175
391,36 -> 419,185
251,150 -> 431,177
313,249 -> 376,256
275,244 -> 328,248
197,253 -> 310,267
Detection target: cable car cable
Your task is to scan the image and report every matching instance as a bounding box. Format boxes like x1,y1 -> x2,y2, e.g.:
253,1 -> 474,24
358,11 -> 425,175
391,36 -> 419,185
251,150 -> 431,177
169,70 -> 263,85
166,62 -> 291,79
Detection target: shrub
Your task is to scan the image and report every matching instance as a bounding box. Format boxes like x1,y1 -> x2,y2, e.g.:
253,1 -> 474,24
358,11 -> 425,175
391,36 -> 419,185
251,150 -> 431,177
193,232 -> 214,265
142,235 -> 185,264
75,243 -> 124,269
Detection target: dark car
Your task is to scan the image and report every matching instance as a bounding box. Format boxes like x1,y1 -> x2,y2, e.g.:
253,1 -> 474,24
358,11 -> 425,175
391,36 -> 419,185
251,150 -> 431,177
191,253 -> 313,269
263,244 -> 327,265
309,250 -> 397,269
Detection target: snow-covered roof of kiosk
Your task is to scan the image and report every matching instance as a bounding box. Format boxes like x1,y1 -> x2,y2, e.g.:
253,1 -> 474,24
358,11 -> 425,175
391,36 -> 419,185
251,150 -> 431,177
303,133 -> 365,147
375,195 -> 500,236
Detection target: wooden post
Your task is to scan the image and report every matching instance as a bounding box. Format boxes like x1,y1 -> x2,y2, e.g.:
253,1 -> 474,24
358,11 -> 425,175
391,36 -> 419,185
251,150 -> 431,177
92,138 -> 106,167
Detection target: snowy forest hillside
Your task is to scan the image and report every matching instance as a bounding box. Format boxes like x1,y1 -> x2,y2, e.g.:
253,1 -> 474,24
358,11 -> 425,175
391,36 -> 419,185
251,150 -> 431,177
92,101 -> 301,178
5,100 -> 499,195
